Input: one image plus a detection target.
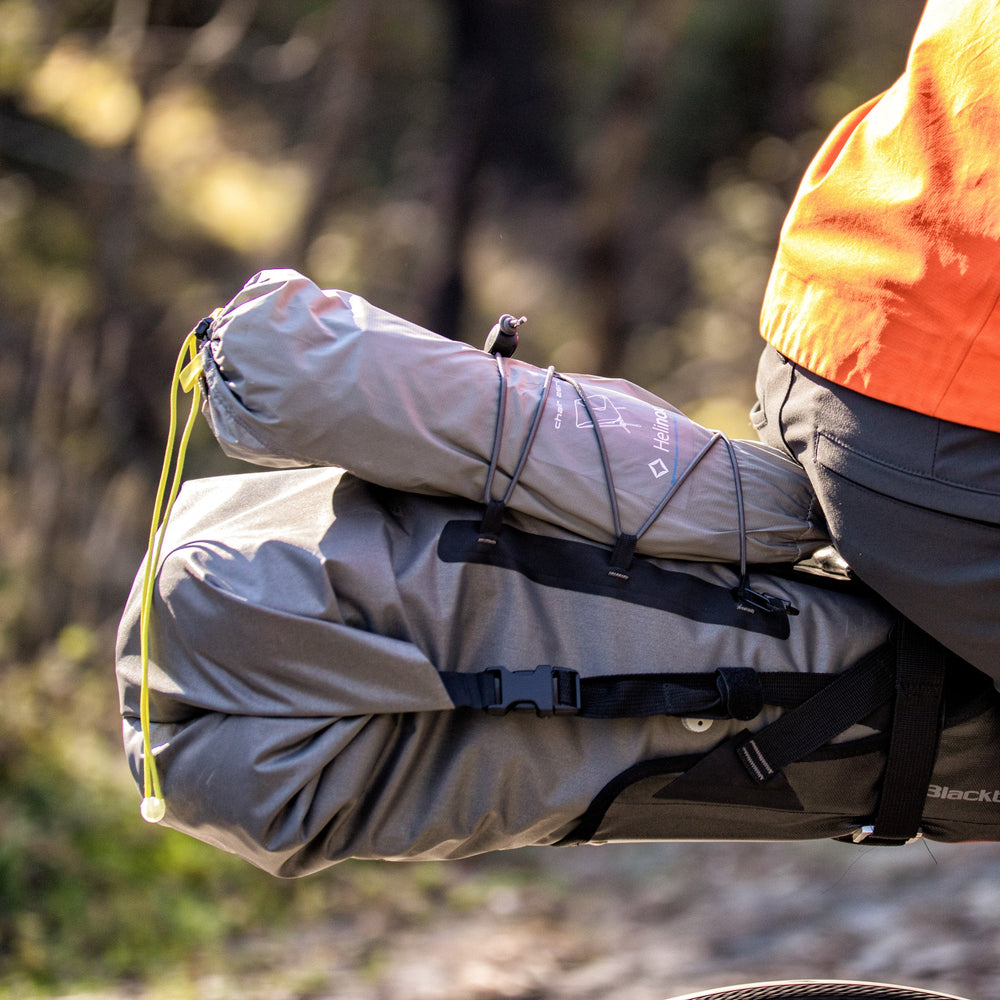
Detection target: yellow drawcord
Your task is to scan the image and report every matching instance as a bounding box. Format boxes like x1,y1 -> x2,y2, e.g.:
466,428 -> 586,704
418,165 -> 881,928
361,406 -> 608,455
137,327 -> 206,823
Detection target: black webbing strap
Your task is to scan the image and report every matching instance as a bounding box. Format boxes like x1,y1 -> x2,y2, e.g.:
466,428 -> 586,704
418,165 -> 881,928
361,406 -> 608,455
476,499 -> 506,544
734,621 -> 948,845
439,664 -> 838,721
735,643 -> 897,782
441,622 -> 949,843
866,619 -> 948,845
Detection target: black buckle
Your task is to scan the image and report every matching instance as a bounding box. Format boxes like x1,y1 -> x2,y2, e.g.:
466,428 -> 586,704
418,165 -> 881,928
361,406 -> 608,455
485,666 -> 581,717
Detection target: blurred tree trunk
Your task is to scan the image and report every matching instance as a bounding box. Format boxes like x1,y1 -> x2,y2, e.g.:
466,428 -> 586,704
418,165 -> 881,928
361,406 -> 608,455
767,0 -> 829,140
287,0 -> 378,268
8,145 -> 153,655
578,1 -> 691,376
413,0 -> 564,341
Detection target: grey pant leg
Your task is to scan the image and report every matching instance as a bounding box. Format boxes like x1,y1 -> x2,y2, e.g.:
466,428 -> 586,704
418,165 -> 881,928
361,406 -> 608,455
752,345 -> 1000,682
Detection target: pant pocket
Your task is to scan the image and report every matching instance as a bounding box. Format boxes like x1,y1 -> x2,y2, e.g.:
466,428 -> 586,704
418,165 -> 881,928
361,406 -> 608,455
815,431 -> 1000,525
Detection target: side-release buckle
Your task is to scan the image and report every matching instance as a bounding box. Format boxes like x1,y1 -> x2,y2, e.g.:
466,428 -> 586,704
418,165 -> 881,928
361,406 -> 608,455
485,666 -> 581,717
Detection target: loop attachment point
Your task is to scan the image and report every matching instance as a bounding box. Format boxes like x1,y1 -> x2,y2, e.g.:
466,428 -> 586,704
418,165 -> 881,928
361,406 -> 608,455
733,580 -> 799,617
608,533 -> 638,580
715,666 -> 764,721
477,498 -> 507,545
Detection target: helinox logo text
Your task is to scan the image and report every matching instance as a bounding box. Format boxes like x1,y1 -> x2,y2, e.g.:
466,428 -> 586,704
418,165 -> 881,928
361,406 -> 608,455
927,784 -> 1000,803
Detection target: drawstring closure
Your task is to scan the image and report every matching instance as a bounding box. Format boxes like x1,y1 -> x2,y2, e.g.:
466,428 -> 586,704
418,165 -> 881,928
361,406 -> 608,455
137,320 -> 210,823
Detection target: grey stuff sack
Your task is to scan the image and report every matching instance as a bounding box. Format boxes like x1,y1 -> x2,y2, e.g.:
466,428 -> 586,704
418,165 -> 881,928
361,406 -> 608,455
116,467 -> 1000,878
195,269 -> 827,569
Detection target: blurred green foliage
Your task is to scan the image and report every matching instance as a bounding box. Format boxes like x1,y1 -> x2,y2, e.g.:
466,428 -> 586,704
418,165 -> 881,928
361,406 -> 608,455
0,0 -> 925,992
0,642 -> 293,992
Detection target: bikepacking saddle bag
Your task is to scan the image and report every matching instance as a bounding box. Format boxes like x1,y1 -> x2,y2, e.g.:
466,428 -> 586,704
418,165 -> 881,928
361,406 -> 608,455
115,272 -> 1000,877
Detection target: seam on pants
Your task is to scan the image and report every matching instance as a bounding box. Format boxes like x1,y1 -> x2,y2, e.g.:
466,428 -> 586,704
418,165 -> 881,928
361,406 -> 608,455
775,355 -> 797,460
816,430 -> 1000,496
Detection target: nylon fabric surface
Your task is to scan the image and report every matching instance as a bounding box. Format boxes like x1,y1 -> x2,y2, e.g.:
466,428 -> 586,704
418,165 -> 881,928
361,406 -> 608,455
117,467 -> 1000,875
199,269 -> 827,567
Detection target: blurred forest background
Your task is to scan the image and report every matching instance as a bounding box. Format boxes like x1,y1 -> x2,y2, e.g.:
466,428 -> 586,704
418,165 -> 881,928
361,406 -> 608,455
9,1 -> 995,998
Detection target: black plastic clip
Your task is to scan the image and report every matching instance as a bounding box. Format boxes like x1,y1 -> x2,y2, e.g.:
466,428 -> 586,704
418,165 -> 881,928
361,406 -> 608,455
485,666 -> 581,716
733,581 -> 799,617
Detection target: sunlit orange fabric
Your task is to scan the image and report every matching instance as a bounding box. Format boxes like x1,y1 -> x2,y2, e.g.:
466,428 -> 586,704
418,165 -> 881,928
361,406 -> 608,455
760,0 -> 1000,432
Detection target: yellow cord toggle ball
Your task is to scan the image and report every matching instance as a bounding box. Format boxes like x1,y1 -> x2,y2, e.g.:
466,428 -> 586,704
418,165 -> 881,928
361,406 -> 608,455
141,796 -> 166,823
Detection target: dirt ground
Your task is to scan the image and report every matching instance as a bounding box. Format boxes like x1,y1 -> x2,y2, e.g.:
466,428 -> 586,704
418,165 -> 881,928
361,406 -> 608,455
331,841 -> 1000,1000
74,838 -> 997,1000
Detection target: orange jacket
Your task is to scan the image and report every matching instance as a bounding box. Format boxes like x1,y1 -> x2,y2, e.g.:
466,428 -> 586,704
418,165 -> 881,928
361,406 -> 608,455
760,0 -> 1000,433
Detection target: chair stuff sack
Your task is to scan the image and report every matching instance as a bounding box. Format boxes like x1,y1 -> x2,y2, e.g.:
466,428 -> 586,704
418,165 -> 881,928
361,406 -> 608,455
116,271 -> 1000,877
196,270 -> 828,570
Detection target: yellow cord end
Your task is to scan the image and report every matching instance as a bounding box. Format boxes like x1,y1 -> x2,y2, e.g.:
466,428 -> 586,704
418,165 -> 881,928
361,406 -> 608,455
141,796 -> 167,823
138,327 -> 207,831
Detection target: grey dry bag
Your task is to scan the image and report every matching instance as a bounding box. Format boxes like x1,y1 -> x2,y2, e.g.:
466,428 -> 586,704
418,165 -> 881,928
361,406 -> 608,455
116,272 -> 1000,877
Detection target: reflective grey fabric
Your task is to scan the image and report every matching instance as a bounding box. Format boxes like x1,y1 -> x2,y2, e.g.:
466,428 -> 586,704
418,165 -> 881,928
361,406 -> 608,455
117,468 -> 894,876
198,270 -> 827,566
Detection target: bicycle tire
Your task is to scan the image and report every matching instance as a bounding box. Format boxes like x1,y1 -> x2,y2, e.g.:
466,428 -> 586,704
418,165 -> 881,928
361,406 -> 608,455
664,981 -> 970,1000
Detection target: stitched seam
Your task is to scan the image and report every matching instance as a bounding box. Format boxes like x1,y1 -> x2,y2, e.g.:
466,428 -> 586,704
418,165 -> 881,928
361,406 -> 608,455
818,430 -> 1000,498
776,356 -> 797,459
819,459 -> 1000,527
